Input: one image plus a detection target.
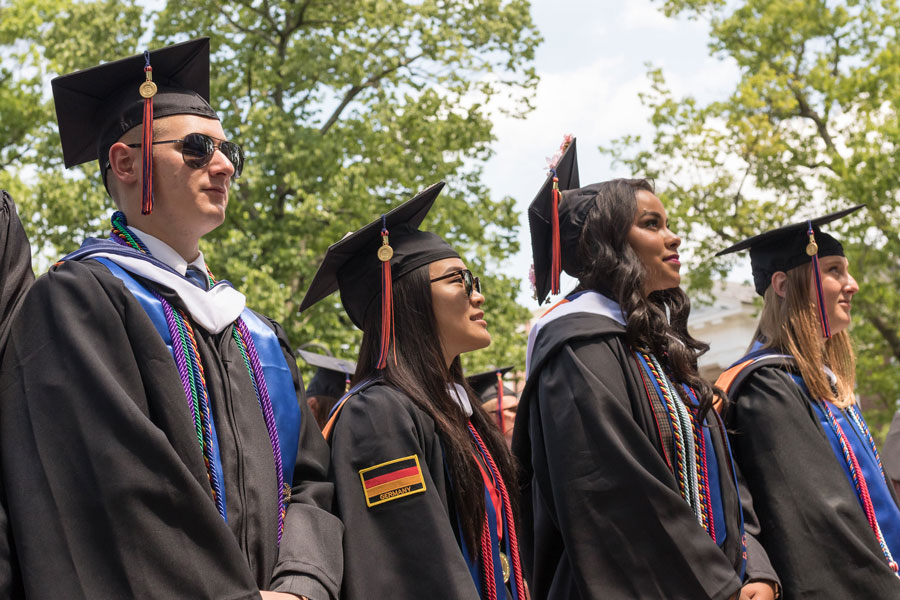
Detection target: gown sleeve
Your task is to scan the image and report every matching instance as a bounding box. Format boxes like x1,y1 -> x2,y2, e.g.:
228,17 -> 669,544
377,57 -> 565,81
528,336 -> 742,600
735,462 -> 779,586
728,366 -> 900,598
330,386 -> 480,600
267,318 -> 343,600
0,262 -> 263,599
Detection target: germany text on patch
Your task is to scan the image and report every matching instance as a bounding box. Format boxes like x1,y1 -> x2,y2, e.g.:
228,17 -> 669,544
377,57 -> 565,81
359,455 -> 427,507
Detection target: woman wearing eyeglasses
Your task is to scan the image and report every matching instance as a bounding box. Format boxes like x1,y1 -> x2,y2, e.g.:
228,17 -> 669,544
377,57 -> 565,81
512,139 -> 778,600
299,183 -> 526,600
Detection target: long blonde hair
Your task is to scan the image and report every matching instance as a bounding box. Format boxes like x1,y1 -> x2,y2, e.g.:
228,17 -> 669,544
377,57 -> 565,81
753,264 -> 856,407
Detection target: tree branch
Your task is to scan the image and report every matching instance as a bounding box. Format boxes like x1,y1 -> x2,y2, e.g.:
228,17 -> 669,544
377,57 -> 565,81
319,52 -> 424,135
861,304 -> 900,363
790,85 -> 836,152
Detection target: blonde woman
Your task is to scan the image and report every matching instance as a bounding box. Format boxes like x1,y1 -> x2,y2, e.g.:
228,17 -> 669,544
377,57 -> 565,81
717,206 -> 900,598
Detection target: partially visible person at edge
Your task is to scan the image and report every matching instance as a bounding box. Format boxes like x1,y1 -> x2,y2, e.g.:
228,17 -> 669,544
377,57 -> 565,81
0,39 -> 342,599
297,348 -> 355,431
0,190 -> 34,590
467,366 -> 519,447
299,183 -> 527,600
715,206 -> 900,598
880,411 -> 900,500
512,137 -> 779,600
0,191 -> 33,352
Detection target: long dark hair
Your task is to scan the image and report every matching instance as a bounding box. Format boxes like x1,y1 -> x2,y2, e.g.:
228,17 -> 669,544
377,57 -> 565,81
354,264 -> 519,556
574,178 -> 722,418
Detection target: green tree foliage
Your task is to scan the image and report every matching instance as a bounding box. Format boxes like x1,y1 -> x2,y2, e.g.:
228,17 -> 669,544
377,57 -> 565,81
603,0 -> 900,436
0,0 -> 540,375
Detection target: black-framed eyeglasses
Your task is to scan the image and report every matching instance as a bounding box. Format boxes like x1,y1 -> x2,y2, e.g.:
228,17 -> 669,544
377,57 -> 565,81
125,132 -> 244,179
429,269 -> 481,297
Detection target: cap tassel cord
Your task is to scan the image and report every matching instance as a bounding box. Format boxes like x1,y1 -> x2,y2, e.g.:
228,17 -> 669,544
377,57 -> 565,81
807,222 -> 831,339
550,169 -> 561,295
376,215 -> 396,369
496,371 -> 505,434
140,51 -> 156,215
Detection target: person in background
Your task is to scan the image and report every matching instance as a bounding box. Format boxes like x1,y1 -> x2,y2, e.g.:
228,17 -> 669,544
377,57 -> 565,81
467,366 -> 518,446
716,206 -> 900,598
513,137 -> 778,599
0,191 -> 33,352
300,183 -> 527,600
0,39 -> 342,599
297,348 -> 356,430
880,413 -> 900,499
0,190 -> 34,596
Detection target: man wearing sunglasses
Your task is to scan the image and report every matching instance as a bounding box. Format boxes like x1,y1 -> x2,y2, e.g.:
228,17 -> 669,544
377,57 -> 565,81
0,39 -> 342,600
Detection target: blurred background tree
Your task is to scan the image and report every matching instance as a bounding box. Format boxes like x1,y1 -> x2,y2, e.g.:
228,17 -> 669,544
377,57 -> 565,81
0,0 -> 540,377
605,0 -> 900,438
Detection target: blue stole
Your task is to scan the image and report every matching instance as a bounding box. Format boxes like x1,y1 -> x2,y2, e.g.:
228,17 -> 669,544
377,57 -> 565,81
806,391 -> 900,557
93,257 -> 301,517
682,386 -> 727,547
633,353 -> 729,546
445,456 -> 512,599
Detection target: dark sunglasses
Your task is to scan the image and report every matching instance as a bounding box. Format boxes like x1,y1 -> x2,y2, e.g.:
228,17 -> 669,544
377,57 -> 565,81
430,269 -> 482,297
125,132 -> 244,179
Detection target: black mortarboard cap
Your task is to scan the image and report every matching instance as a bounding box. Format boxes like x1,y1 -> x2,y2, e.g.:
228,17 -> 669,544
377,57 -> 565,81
299,182 -> 459,367
528,136 -> 587,304
297,349 -> 356,399
715,205 -> 864,296
51,37 -> 218,206
466,366 -> 515,404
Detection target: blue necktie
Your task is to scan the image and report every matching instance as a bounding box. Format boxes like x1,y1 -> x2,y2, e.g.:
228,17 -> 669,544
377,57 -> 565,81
185,266 -> 209,291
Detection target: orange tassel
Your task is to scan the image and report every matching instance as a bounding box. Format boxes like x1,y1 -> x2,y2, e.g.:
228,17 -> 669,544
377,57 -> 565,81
376,219 -> 395,369
550,175 -> 561,295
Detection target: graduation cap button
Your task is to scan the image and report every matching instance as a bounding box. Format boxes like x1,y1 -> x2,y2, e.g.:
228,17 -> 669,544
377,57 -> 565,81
139,80 -> 157,99
378,239 -> 394,262
806,231 -> 818,256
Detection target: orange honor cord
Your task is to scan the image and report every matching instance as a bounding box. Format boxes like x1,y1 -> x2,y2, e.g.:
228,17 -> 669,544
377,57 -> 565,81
376,215 -> 395,369
139,51 -> 157,215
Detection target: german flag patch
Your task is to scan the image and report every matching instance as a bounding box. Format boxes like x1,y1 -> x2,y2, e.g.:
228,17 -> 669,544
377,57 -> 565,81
359,455 -> 427,507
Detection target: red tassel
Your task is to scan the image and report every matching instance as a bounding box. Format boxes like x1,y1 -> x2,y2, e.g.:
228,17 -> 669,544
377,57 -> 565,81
496,372 -> 505,434
139,54 -> 156,215
141,92 -> 154,215
550,174 -> 561,295
376,221 -> 396,369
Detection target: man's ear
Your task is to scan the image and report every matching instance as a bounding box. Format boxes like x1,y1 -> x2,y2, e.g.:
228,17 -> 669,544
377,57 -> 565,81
771,271 -> 788,298
107,142 -> 139,187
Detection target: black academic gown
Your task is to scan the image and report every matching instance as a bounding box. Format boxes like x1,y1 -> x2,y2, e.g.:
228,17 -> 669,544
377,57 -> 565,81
0,258 -> 342,599
726,364 -> 900,599
0,191 -> 33,598
329,382 -> 484,599
0,191 -> 33,350
512,312 -> 775,600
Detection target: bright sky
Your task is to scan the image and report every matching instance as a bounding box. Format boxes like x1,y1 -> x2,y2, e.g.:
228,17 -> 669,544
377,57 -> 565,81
483,0 -> 744,308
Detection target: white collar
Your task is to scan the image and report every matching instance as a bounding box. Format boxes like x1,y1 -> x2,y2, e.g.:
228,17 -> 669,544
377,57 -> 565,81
129,227 -> 206,277
526,291 -> 627,376
448,382 -> 473,417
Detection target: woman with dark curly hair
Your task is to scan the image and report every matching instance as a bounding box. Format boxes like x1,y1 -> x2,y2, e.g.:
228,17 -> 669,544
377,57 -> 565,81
512,138 -> 778,600
300,183 -> 525,600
